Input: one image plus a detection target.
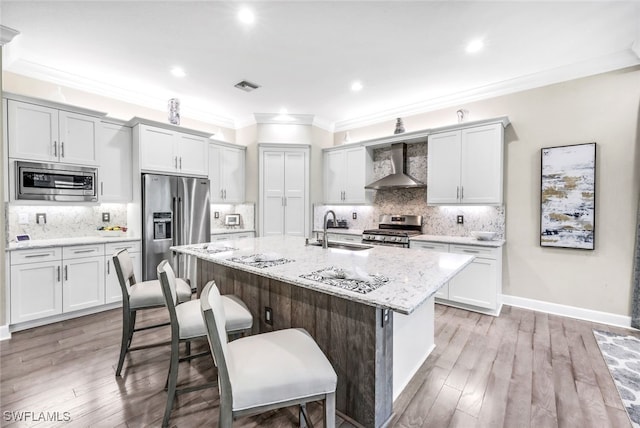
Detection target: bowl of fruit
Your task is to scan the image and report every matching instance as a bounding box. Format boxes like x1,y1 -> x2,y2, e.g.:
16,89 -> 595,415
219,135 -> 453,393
97,226 -> 128,237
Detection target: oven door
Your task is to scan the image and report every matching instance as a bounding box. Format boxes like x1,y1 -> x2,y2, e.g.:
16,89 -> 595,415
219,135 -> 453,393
16,161 -> 98,202
362,235 -> 409,248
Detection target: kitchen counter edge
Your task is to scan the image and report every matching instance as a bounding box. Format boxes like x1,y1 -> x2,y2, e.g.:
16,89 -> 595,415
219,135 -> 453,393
6,236 -> 141,251
411,234 -> 505,247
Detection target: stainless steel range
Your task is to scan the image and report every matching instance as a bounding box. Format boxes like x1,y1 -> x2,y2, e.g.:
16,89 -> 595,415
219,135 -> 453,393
362,214 -> 423,248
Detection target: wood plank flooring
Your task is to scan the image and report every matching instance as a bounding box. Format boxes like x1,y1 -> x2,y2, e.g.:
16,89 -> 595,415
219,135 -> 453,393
1,304 -> 636,427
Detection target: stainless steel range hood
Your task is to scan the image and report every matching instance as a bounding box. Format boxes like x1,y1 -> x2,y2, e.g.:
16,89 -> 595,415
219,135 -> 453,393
365,143 -> 426,190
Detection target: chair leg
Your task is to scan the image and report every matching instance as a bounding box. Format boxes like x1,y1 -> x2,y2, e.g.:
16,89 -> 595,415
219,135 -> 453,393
127,310 -> 137,348
116,308 -> 131,377
324,392 -> 336,428
162,338 -> 180,428
299,403 -> 310,428
218,396 -> 233,428
185,340 -> 191,356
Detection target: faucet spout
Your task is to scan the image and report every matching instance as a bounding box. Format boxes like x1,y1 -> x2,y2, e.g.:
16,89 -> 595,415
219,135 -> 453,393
323,210 -> 337,249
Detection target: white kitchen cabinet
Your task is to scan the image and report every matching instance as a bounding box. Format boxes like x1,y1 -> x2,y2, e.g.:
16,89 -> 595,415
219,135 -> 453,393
62,245 -> 105,312
427,122 -> 504,205
210,231 -> 255,241
105,241 -> 142,304
98,122 -> 132,202
315,231 -> 362,244
323,146 -> 372,204
409,240 -> 502,315
137,124 -> 208,176
259,146 -> 309,237
209,142 -> 245,203
7,100 -> 100,165
10,247 -> 63,324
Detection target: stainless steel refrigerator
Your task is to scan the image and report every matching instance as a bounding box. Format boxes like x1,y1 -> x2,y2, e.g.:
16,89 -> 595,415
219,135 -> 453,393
142,174 -> 210,283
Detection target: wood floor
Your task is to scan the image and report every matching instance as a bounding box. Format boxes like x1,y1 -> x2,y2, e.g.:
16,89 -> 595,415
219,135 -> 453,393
1,303 -> 636,427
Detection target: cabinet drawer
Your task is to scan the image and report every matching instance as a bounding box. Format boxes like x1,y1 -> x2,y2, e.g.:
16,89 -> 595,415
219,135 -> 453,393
411,241 -> 449,252
105,241 -> 141,255
63,244 -> 105,259
11,247 -> 62,265
449,244 -> 499,259
327,233 -> 361,243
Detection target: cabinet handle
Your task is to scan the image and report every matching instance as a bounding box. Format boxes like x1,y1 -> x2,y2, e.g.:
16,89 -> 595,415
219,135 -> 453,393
179,157 -> 182,169
57,266 -> 61,282
25,253 -> 50,258
460,186 -> 464,200
61,142 -> 65,158
224,189 -> 227,199
101,182 -> 104,196
284,197 -> 287,206
174,156 -> 178,168
456,186 -> 460,199
73,249 -> 95,254
462,249 -> 480,254
107,260 -> 110,274
53,141 -> 57,157
64,265 -> 68,281
220,190 -> 224,199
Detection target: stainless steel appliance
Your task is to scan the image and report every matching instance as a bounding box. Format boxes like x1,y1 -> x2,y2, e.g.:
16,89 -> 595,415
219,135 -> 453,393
362,214 -> 423,248
142,174 -> 210,282
15,161 -> 98,202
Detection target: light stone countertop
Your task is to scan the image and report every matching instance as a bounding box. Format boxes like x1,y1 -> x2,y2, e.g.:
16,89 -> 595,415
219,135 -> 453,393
6,236 -> 140,251
411,234 -> 506,248
171,235 -> 473,315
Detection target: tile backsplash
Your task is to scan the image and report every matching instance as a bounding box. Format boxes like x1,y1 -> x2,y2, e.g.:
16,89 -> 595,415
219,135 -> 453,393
6,203 -> 128,243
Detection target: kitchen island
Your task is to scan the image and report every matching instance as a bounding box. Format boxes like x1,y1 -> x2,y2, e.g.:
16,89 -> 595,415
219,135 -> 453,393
172,235 -> 473,427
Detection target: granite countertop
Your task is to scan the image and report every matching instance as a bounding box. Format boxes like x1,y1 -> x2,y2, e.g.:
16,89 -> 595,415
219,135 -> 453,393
6,236 -> 140,251
171,235 -> 473,315
411,234 -> 506,248
211,228 -> 256,235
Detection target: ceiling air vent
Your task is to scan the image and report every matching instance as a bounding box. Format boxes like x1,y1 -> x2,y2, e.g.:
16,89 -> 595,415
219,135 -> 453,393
234,80 -> 261,92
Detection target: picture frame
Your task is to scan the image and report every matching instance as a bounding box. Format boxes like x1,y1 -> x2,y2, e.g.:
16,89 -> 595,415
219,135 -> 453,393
224,214 -> 241,226
540,142 -> 596,250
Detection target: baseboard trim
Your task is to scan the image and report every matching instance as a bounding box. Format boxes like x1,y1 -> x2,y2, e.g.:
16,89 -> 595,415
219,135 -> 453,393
502,294 -> 634,330
0,325 -> 11,341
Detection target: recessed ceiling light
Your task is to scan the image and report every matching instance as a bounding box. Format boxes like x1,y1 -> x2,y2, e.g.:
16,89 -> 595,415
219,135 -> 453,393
466,39 -> 484,54
234,80 -> 260,92
170,66 -> 186,78
238,7 -> 255,25
351,81 -> 363,92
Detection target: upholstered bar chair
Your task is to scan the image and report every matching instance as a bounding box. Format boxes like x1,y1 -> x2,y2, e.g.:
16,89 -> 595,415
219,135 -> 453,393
200,281 -> 337,428
157,260 -> 253,428
112,248 -> 192,376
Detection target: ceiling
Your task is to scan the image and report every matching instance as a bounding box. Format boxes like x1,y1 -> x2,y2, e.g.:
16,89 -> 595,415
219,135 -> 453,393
1,1 -> 639,131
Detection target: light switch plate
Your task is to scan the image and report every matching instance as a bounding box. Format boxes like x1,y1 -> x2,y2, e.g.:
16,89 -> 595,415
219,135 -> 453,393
36,213 -> 47,224
102,212 -> 110,222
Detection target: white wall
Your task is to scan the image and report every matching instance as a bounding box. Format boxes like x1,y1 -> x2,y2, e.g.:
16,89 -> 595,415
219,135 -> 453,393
338,66 -> 640,317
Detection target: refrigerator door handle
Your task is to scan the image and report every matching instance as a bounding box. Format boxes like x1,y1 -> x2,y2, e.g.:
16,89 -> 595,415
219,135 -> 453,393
172,196 -> 179,246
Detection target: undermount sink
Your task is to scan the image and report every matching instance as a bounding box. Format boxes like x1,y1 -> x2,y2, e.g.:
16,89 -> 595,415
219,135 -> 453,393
307,241 -> 374,251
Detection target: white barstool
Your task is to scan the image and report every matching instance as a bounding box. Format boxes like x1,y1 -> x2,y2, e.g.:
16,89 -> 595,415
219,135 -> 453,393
200,280 -> 337,428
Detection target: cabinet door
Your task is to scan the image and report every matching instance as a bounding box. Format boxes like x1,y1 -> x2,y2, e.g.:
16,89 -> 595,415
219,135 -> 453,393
99,123 -> 132,202
63,257 -> 105,312
139,125 -> 177,172
262,151 -> 286,236
324,150 -> 345,203
284,151 -> 307,236
208,144 -> 223,202
344,147 -> 368,203
10,261 -> 63,323
427,130 -> 461,204
223,147 -> 245,203
448,257 -> 497,310
177,133 -> 208,176
460,123 -> 504,204
7,100 -> 58,162
58,111 -> 99,165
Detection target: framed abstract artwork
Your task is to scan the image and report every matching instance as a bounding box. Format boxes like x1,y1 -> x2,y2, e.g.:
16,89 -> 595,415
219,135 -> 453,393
540,142 -> 596,250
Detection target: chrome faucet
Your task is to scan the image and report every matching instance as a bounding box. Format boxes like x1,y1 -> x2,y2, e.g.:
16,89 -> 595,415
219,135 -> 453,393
323,210 -> 337,249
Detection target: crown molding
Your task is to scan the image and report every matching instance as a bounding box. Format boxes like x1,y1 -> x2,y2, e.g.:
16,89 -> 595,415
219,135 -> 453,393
0,25 -> 20,46
254,112 -> 316,125
5,58 -> 236,129
333,50 -> 640,132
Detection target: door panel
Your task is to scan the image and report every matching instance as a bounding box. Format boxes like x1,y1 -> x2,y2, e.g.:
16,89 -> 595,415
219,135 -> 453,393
63,257 -> 105,312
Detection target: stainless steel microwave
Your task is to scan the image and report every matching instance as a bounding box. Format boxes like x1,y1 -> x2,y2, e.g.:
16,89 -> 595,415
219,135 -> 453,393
16,161 -> 98,202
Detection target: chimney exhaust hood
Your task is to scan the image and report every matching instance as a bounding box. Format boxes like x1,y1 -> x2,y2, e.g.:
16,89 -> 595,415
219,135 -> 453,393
364,143 -> 426,190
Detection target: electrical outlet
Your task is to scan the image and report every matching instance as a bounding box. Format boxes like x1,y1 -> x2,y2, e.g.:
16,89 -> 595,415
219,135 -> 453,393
214,211 -> 220,219
352,212 -> 357,220
456,215 -> 464,224
102,212 -> 110,222
264,306 -> 273,326
36,213 -> 47,224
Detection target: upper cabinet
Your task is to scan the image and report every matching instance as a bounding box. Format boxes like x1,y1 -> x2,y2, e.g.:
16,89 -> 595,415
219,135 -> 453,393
209,142 -> 245,203
136,123 -> 209,177
7,99 -> 101,166
98,121 -> 132,202
323,145 -> 373,204
427,121 -> 505,205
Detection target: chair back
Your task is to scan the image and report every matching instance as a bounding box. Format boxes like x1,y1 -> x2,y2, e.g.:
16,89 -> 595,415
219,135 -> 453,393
113,249 -> 137,298
157,260 -> 180,336
200,281 -> 232,402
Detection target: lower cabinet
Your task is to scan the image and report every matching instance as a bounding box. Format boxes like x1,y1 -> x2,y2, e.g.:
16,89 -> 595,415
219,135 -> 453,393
210,231 -> 256,242
315,231 -> 362,244
410,240 -> 502,315
104,241 -> 142,304
10,240 -> 141,325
